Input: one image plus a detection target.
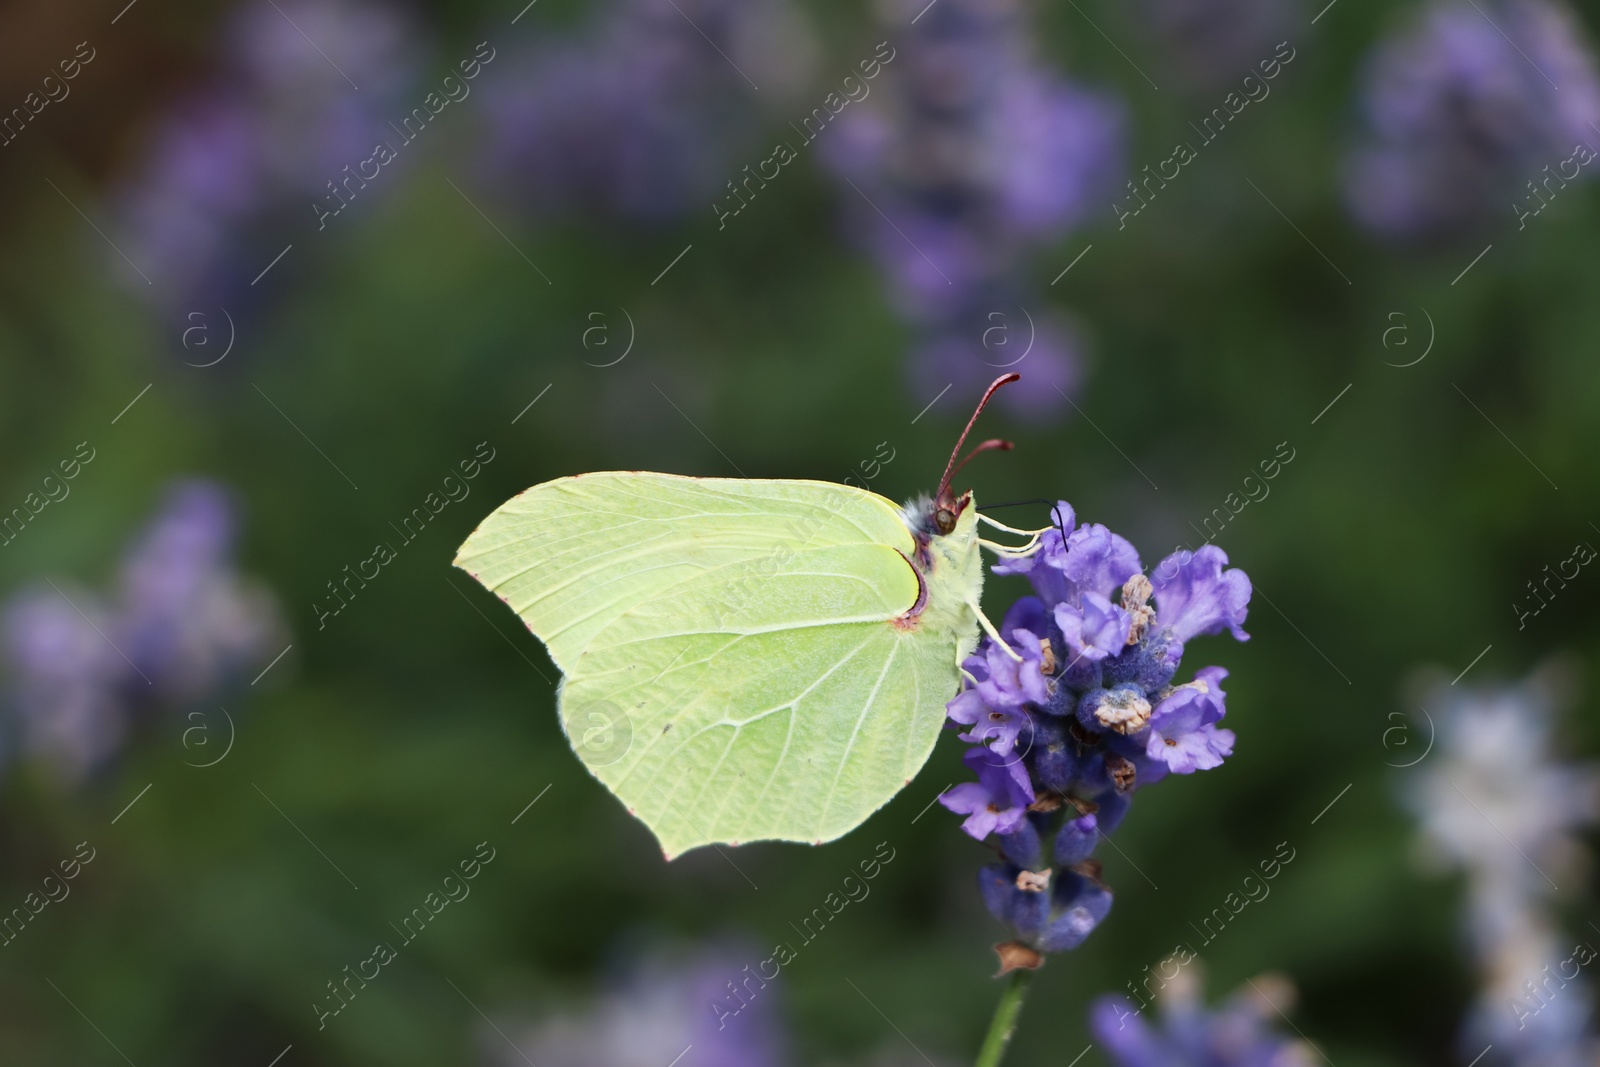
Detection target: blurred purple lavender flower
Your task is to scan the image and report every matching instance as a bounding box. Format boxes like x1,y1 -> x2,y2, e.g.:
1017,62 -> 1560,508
1403,667 -> 1600,1067
940,504 -> 1249,965
1092,968 -> 1312,1067
821,0 -> 1123,420
481,942 -> 790,1067
1135,0 -> 1295,91
2,587 -> 127,781
1344,0 -> 1600,244
114,481 -> 285,706
910,313 -> 1086,425
477,0 -> 815,224
113,0 -> 422,318
1,479 -> 286,783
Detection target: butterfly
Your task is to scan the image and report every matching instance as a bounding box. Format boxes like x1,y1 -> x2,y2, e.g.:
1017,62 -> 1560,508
454,374 -> 1050,858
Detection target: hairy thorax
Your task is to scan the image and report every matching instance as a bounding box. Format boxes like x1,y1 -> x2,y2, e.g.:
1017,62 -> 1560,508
894,496 -> 984,666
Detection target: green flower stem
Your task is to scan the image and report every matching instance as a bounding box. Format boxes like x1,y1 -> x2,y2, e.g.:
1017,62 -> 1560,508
975,968 -> 1035,1067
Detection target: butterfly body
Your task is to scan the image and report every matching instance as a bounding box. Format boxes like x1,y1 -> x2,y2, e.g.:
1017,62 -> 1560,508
455,471 -> 984,857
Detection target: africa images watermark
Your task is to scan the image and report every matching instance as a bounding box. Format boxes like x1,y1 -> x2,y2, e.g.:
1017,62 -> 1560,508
1103,840 -> 1297,1027
1178,440 -> 1296,553
0,841 -> 97,950
1514,140 -> 1598,230
1509,938 -> 1597,1030
1114,40 -> 1297,230
313,840 -> 497,1029
710,840 -> 897,1029
1513,535 -> 1595,631
703,437 -> 900,631
712,41 -> 898,230
313,441 -> 497,629
314,41 -> 498,229
0,442 -> 98,548
1,41 -> 98,148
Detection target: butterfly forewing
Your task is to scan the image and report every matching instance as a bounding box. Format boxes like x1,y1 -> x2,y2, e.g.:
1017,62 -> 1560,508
455,473 -> 916,668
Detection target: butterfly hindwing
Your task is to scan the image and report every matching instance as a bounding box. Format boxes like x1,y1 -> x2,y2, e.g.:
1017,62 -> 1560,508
562,542 -> 950,857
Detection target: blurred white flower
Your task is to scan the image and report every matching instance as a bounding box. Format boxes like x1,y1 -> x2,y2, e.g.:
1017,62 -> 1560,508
1403,665 -> 1600,1067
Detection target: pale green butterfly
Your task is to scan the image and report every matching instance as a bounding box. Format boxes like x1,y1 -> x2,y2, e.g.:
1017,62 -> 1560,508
454,374 -> 1049,858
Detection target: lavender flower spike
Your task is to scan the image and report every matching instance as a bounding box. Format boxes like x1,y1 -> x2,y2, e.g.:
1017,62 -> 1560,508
941,499 -> 1251,965
482,941 -> 791,1067
476,0 -> 817,224
2,587 -> 127,780
113,0 -> 424,319
1404,666 -> 1600,1067
1092,967 -> 1313,1067
1344,0 -> 1600,243
820,0 -> 1125,418
0,479 -> 287,785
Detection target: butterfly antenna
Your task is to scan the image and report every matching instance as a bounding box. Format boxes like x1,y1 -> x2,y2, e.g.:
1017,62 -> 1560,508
1052,503 -> 1071,545
936,373 -> 1020,506
952,438 -> 1013,480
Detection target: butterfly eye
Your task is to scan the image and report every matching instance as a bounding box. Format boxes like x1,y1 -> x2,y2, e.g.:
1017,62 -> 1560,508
934,506 -> 957,535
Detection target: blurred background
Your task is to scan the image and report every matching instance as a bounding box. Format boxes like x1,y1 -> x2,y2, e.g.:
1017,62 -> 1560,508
0,0 -> 1598,1062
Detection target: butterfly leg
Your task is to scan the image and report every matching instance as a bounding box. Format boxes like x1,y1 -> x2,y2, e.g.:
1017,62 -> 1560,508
977,513 -> 1053,538
968,600 -> 1023,661
979,534 -> 1043,558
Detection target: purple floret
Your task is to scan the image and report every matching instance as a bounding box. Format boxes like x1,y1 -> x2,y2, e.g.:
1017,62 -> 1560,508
1063,524 -> 1144,603
1056,592 -> 1134,665
971,627 -> 1052,710
1147,668 -> 1236,774
1153,545 -> 1252,644
940,747 -> 1035,840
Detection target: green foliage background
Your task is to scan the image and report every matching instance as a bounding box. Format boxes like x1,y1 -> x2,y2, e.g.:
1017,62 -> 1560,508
0,0 -> 1596,1062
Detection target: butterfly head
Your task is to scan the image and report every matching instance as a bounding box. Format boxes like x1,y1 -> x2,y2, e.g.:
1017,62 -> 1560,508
902,493 -> 967,541
931,373 -> 1021,533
